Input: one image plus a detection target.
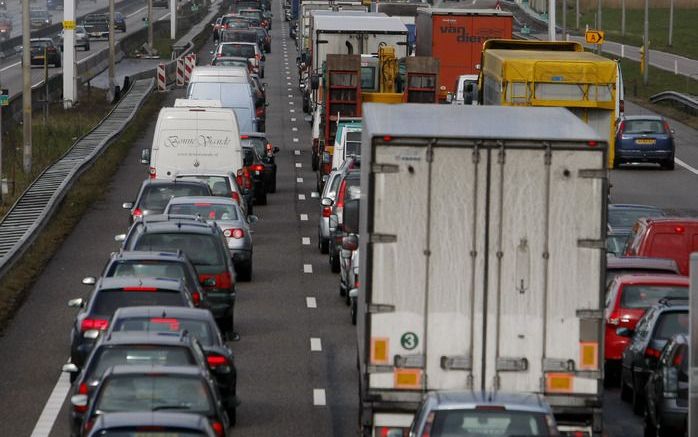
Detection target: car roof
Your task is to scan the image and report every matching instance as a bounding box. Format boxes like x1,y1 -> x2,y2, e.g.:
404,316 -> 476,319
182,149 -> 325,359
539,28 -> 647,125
621,114 -> 664,121
113,306 -> 213,321
241,132 -> 267,139
606,256 -> 680,272
609,203 -> 665,212
638,217 -> 698,226
112,249 -> 188,262
105,364 -> 204,377
134,215 -> 221,234
100,331 -> 193,347
426,391 -> 551,413
167,196 -> 238,206
612,273 -> 688,286
96,277 -> 186,291
90,412 -> 213,433
142,178 -> 211,188
175,170 -> 235,178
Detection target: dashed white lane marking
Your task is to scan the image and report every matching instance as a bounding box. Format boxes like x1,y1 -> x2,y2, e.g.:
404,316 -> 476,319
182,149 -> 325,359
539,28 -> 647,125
295,163 -> 302,168
302,237 -> 311,245
676,157 -> 698,175
306,297 -> 317,308
291,117 -> 296,122
310,338 -> 323,352
300,214 -> 309,221
289,102 -> 295,105
293,138 -> 299,142
294,150 -> 301,155
30,372 -> 71,437
288,94 -> 293,97
311,192 -> 320,198
292,127 -> 298,131
288,88 -> 292,92
303,264 -> 313,273
313,389 -> 327,406
296,177 -> 304,183
286,76 -> 291,79
289,109 -> 295,113
298,194 -> 306,200
287,82 -> 292,85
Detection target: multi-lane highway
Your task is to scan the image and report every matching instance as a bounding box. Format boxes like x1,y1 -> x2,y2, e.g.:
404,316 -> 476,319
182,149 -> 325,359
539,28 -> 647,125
0,1 -> 696,435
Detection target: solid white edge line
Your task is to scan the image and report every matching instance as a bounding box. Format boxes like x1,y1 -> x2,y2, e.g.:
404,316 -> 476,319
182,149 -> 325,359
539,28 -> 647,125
303,264 -> 313,273
0,60 -> 21,73
300,213 -> 308,221
126,6 -> 147,18
30,372 -> 71,437
302,237 -> 311,245
313,389 -> 327,406
675,157 -> 698,175
310,337 -> 322,352
306,296 -> 317,308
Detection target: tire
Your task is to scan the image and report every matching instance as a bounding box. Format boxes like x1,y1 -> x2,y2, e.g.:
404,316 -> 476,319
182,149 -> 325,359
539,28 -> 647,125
330,250 -> 340,273
311,153 -> 318,171
351,299 -> 357,325
319,237 -> 329,254
620,370 -> 633,402
256,189 -> 267,206
612,157 -> 620,169
219,309 -> 234,335
661,158 -> 675,170
261,68 -> 265,78
604,361 -> 619,388
644,413 -> 657,437
269,175 -> 276,193
237,260 -> 252,282
632,374 -> 645,415
69,370 -> 78,383
227,406 -> 237,427
339,282 -> 346,297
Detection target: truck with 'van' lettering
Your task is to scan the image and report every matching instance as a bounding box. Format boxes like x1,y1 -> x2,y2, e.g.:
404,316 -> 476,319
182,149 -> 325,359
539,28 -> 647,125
415,8 -> 512,102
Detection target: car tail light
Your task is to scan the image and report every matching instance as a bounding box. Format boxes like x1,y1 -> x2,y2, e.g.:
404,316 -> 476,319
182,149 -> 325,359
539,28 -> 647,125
354,279 -> 360,289
74,383 -> 89,413
322,206 -> 331,218
132,208 -> 143,218
256,106 -> 264,118
150,318 -> 180,330
81,318 -> 108,332
619,99 -> 625,113
618,121 -> 625,134
420,411 -> 435,437
242,168 -> 252,189
251,164 -> 264,172
645,347 -> 661,359
211,421 -> 224,437
336,179 -> 348,222
224,228 -> 245,239
201,272 -> 233,289
376,427 -> 408,437
663,121 -> 672,136
149,167 -> 156,179
192,291 -> 201,306
675,225 -> 685,234
207,353 -> 228,368
236,174 -> 243,187
230,191 -> 240,203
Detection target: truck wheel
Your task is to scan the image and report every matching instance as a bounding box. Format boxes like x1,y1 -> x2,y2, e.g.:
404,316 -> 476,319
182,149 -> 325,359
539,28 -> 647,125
84,43 -> 90,51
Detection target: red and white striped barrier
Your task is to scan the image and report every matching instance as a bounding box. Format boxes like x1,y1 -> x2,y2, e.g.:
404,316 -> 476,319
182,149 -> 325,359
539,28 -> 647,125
184,54 -> 196,83
156,63 -> 166,92
176,58 -> 185,87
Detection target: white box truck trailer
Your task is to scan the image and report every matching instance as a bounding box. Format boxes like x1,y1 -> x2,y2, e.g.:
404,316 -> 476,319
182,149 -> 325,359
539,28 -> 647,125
357,104 -> 607,436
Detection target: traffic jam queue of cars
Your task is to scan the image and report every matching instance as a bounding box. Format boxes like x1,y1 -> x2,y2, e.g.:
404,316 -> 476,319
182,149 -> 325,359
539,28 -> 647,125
60,2 -> 277,436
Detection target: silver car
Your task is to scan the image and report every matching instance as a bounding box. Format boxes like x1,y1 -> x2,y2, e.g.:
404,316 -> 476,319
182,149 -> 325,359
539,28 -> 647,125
174,170 -> 253,217
58,25 -> 91,51
318,170 -> 342,253
409,391 -> 560,437
164,196 -> 257,281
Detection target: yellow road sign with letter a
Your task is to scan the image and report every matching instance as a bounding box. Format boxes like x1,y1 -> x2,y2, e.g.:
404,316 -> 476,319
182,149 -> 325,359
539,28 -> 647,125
585,30 -> 605,44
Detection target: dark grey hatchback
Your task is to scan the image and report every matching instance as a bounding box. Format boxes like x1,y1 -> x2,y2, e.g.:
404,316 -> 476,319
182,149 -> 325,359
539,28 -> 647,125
614,115 -> 675,170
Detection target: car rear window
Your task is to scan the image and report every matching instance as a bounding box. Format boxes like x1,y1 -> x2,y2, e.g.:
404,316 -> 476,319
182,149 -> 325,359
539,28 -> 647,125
608,208 -> 664,228
88,346 -> 196,381
221,16 -> 249,28
31,40 -> 51,48
134,233 -> 224,267
111,317 -> 214,346
92,430 -> 206,436
97,375 -> 213,414
168,203 -> 239,221
606,234 -> 630,256
220,43 -> 255,58
212,58 -> 248,68
140,184 -> 210,211
624,119 -> 667,135
430,409 -> 550,436
241,137 -> 266,156
220,30 -> 257,43
93,290 -> 186,317
188,82 -> 253,110
653,311 -> 689,340
606,268 -> 678,286
620,285 -> 687,309
176,175 -> 232,196
108,261 -> 187,282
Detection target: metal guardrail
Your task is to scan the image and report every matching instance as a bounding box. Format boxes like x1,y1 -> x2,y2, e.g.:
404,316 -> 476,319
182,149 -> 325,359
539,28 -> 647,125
650,91 -> 698,113
0,78 -> 154,278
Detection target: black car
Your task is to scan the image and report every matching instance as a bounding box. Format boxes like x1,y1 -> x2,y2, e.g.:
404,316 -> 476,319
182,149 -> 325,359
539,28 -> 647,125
119,215 -> 237,334
241,133 -> 278,193
108,306 -> 238,421
644,333 -> 688,437
85,250 -> 206,307
252,26 -> 271,53
64,331 -> 218,434
114,11 -> 126,32
86,412 -> 218,437
29,38 -> 61,67
77,365 -> 230,436
242,145 -> 268,205
67,277 -> 195,371
122,178 -> 213,224
614,115 -> 675,170
618,297 -> 689,415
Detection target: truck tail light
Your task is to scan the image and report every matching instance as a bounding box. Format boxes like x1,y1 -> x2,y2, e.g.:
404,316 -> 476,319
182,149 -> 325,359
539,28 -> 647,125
256,106 -> 264,118
149,167 -> 156,178
191,291 -> 201,306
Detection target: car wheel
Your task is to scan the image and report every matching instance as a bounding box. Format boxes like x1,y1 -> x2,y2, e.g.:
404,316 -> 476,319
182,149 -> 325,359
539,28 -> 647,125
319,237 -> 329,254
661,157 -> 675,170
339,281 -> 346,297
330,251 -> 340,273
644,411 -> 657,437
227,406 -> 237,427
632,374 -> 645,415
620,370 -> 632,402
603,361 -> 619,387
55,58 -> 61,67
256,190 -> 267,206
219,309 -> 234,335
351,298 -> 357,325
269,176 -> 276,193
237,260 -> 252,282
261,68 -> 265,78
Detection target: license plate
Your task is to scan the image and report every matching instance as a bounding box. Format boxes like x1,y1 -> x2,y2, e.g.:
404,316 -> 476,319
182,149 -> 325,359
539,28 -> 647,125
635,138 -> 656,145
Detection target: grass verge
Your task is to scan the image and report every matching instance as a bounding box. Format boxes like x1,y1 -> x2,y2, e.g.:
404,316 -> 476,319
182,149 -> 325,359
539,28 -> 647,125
562,7 -> 698,60
0,92 -> 164,334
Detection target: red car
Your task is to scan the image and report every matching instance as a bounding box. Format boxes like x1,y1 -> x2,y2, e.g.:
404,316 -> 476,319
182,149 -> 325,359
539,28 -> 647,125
624,217 -> 698,275
604,274 -> 688,385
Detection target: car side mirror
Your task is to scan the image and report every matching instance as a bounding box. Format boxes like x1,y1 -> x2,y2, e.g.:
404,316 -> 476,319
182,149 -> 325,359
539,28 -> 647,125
247,215 -> 258,224
82,277 -> 96,285
342,234 -> 358,251
616,327 -> 634,338
62,363 -> 79,373
122,202 -> 133,209
68,298 -> 85,308
349,288 -> 358,298
114,234 -> 126,242
321,197 -> 333,207
140,148 -> 150,165
322,175 -> 329,183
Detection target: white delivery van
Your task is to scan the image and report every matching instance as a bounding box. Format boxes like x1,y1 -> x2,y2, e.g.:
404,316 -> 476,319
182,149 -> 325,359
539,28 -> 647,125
186,66 -> 258,133
146,106 -> 243,180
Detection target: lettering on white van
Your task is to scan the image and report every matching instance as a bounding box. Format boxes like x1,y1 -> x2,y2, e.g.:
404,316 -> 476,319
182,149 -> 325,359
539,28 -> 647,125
164,135 -> 233,149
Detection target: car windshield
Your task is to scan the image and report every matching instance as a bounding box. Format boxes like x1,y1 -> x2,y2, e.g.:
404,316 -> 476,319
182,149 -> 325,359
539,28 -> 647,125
653,311 -> 689,340
429,409 -> 550,436
221,17 -> 249,28
239,10 -> 261,19
134,233 -> 224,267
111,317 -> 215,346
241,137 -> 266,156
608,207 -> 663,228
345,131 -> 362,157
108,261 -> 187,283
606,234 -> 630,256
91,430 -> 206,436
30,40 -> 51,49
140,184 -> 210,211
168,202 -> 239,221
220,31 -> 256,43
188,82 -> 252,109
624,119 -> 667,135
30,10 -> 47,18
219,43 -> 255,58
212,58 -> 248,68
176,175 -> 232,196
96,375 -> 213,414
620,285 -> 687,309
92,290 -> 186,317
88,346 -> 195,381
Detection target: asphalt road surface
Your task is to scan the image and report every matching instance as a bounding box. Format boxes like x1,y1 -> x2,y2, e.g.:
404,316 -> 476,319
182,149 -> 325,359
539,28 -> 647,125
0,1 -> 696,435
